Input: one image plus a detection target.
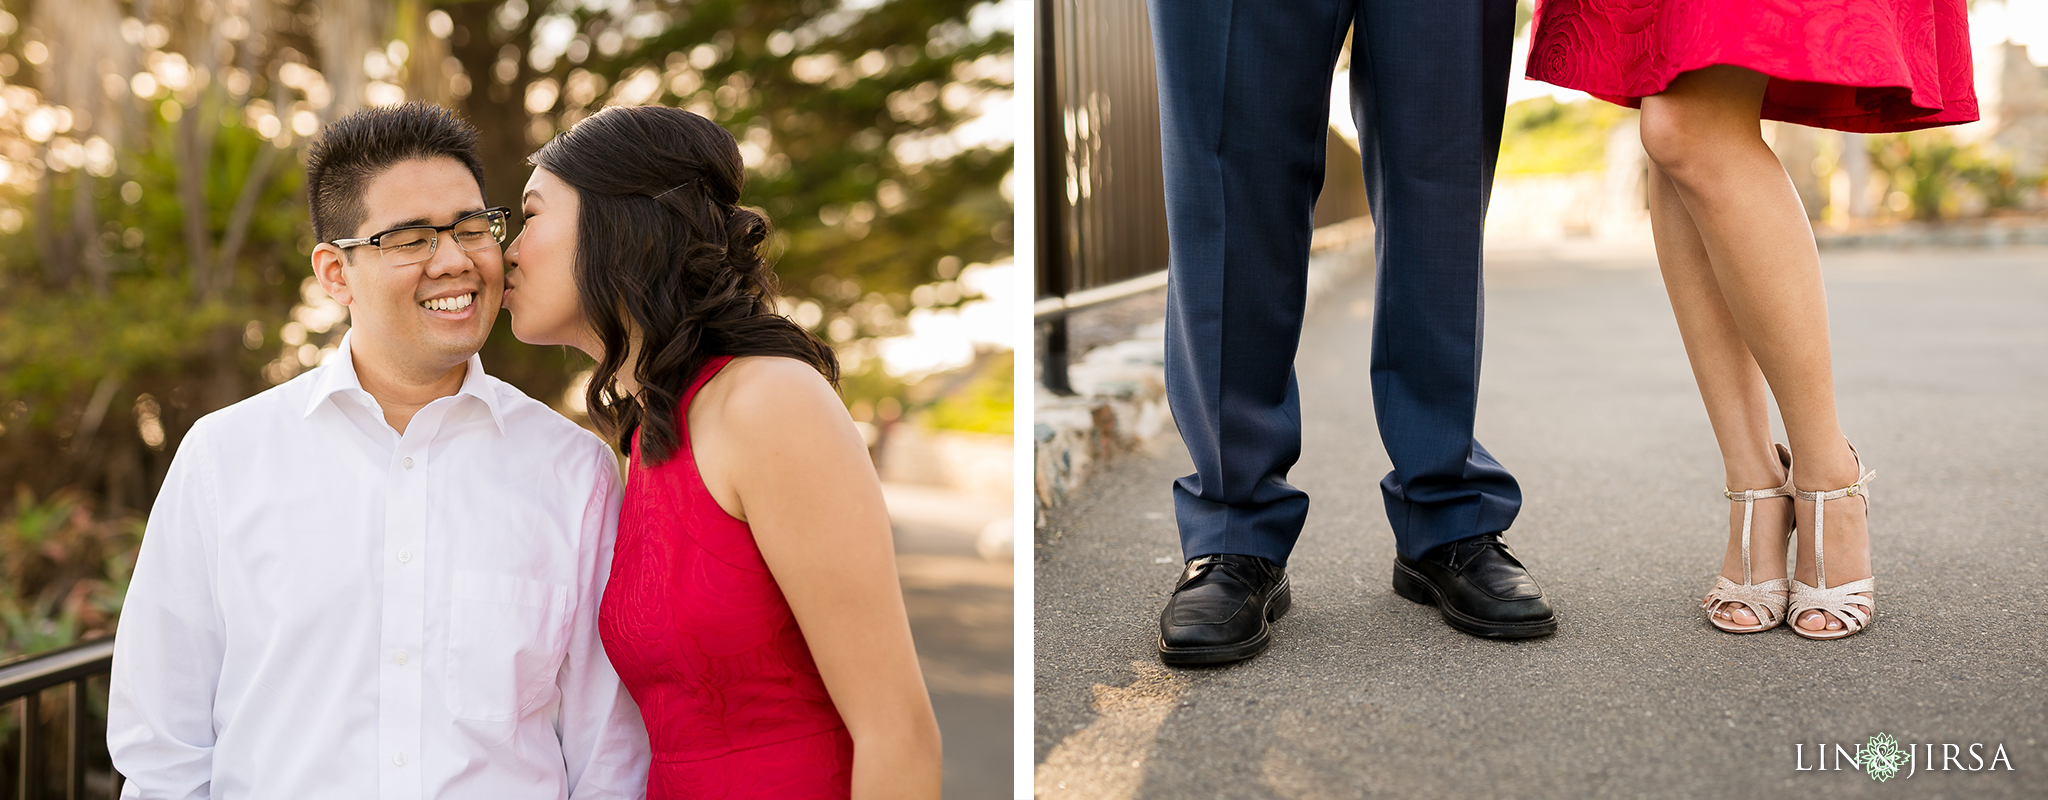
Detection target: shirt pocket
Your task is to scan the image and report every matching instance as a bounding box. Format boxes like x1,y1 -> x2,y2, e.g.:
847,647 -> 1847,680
444,570 -> 573,723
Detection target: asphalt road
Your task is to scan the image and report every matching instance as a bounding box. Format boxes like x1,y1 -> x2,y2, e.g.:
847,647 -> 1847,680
1033,243 -> 2048,799
888,482 -> 1015,799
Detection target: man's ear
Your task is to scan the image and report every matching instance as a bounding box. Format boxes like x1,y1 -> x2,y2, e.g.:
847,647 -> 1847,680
311,243 -> 355,306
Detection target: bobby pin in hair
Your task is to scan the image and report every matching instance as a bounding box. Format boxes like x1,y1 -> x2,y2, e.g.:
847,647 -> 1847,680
652,179 -> 696,200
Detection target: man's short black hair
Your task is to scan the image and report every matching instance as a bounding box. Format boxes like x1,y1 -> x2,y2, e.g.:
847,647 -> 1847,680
304,102 -> 487,244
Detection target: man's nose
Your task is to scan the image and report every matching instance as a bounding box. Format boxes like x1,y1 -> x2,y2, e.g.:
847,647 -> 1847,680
423,229 -> 480,277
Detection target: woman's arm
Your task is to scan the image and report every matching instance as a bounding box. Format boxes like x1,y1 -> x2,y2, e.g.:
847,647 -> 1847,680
692,356 -> 942,799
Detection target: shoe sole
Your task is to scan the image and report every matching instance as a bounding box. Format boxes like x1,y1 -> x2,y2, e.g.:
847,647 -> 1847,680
1392,561 -> 1556,639
1157,578 -> 1292,666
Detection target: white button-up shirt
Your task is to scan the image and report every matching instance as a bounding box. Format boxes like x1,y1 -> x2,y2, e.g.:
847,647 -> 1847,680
109,334 -> 649,799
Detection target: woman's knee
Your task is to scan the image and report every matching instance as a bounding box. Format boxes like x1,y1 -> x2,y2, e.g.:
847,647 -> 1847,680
1639,69 -> 1768,186
1638,100 -> 1702,176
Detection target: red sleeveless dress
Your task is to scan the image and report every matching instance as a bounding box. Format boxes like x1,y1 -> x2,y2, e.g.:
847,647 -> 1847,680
1527,0 -> 1977,132
599,356 -> 854,798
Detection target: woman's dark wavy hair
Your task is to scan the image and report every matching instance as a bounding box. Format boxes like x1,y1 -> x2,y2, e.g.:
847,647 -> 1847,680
530,105 -> 838,465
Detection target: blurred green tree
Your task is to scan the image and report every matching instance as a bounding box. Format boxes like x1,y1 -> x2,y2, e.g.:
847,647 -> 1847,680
1496,96 -> 1630,176
0,0 -> 1014,524
1871,131 -> 1963,221
1871,130 -> 2045,221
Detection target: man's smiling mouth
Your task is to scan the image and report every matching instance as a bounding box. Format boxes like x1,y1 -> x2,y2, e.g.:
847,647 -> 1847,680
421,293 -> 476,312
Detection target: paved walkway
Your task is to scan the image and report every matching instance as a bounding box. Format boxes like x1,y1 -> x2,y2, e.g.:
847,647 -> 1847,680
1033,243 -> 2048,798
886,482 -> 1013,799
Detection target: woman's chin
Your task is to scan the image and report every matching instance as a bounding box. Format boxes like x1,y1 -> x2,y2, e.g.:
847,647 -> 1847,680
504,314 -> 542,346
506,316 -> 572,350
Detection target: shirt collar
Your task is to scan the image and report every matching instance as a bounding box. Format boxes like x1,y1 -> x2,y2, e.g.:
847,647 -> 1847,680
301,331 -> 508,435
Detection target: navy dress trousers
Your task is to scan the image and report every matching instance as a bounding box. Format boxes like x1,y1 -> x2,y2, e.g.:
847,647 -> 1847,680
1148,0 -> 1524,564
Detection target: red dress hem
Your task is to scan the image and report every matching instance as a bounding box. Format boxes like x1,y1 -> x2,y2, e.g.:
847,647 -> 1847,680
1526,0 -> 1979,134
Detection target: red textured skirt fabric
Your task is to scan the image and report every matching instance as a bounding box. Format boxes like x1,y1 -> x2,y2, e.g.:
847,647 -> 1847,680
599,355 -> 854,799
1526,0 -> 1978,132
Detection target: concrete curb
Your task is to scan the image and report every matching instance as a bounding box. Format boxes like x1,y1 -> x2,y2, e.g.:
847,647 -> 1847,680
1815,217 -> 2048,249
1033,218 -> 1377,525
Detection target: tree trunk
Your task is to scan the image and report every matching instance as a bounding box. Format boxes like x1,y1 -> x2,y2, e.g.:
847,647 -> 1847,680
32,151 -> 71,288
317,0 -> 381,121
29,0 -> 129,291
175,108 -> 214,300
447,1 -> 540,213
1838,132 -> 1872,221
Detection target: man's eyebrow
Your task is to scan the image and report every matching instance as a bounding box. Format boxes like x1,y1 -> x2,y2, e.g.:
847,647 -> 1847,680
369,207 -> 486,232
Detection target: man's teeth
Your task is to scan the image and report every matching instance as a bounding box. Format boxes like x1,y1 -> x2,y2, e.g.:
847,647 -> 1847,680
421,293 -> 474,312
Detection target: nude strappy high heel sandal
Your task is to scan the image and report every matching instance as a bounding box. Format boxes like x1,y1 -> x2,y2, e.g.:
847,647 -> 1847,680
1788,441 -> 1877,640
1702,443 -> 1795,633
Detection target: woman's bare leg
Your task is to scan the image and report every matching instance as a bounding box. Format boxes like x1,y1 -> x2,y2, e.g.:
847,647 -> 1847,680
1646,161 -> 1792,628
1638,65 -> 1869,632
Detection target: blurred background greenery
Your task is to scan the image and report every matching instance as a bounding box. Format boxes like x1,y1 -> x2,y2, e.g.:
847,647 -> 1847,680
0,0 -> 1016,659
1496,95 -> 2047,223
1477,0 -> 2048,240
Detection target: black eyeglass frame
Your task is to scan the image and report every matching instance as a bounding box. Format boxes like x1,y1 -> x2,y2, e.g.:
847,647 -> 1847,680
329,207 -> 512,265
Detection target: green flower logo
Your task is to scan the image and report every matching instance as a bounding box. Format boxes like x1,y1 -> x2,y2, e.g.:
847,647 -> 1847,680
1864,733 -> 1905,782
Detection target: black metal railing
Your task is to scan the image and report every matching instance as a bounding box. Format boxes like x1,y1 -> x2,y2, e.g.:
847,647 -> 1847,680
0,637 -> 121,800
1033,5 -> 1380,395
1035,0 -> 1170,394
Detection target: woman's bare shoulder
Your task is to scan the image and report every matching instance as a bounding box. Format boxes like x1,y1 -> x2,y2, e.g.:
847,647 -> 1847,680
695,355 -> 845,432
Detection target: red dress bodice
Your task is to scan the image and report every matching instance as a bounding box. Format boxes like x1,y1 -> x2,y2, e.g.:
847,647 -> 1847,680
1528,0 -> 1977,133
599,356 -> 853,799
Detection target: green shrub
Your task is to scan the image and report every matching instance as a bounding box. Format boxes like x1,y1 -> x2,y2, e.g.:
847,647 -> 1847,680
1497,97 -> 1631,176
0,486 -> 141,659
920,351 -> 1013,436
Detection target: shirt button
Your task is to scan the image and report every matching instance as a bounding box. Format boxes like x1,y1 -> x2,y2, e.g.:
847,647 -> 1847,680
402,457 -> 414,470
394,752 -> 406,766
397,550 -> 411,563
395,651 -> 408,666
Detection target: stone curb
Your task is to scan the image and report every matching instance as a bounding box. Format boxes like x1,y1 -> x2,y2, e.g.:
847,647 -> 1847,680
1816,217 -> 2048,249
1033,218 -> 1377,525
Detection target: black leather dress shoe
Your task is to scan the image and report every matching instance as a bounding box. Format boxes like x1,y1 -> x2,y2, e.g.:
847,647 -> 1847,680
1158,554 -> 1291,665
1393,533 -> 1556,638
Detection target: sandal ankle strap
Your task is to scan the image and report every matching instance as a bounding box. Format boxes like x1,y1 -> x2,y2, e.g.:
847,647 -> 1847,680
1725,486 -> 1794,501
1793,475 -> 1875,503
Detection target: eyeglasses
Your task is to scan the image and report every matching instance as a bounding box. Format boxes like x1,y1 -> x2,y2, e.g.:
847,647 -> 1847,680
330,207 -> 511,267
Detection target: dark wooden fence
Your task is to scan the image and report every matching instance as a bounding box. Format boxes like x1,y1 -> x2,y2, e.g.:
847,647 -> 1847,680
1034,0 -> 1170,393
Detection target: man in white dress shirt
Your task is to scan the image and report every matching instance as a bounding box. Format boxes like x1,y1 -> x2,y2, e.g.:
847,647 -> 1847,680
108,102 -> 650,799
